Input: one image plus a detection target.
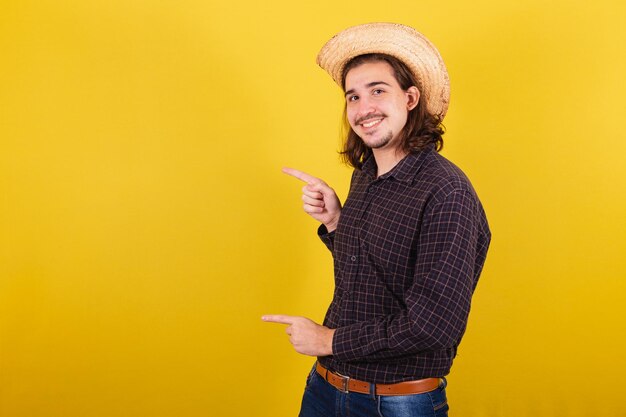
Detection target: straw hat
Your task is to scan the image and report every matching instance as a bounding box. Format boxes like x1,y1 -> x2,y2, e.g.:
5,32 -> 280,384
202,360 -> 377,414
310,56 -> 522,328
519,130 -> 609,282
316,22 -> 450,119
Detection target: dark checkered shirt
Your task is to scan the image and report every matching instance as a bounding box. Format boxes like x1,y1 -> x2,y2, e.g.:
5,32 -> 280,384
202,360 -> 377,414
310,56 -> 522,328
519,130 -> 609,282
317,144 -> 491,384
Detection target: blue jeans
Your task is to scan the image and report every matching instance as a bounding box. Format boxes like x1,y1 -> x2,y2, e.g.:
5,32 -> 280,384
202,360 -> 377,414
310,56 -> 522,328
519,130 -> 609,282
298,364 -> 449,417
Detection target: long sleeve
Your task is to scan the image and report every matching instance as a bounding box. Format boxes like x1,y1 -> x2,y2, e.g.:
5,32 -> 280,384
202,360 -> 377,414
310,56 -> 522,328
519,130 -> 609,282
316,169 -> 356,254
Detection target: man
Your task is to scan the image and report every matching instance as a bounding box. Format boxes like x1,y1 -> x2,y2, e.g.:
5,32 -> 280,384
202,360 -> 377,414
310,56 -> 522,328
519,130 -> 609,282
263,23 -> 491,416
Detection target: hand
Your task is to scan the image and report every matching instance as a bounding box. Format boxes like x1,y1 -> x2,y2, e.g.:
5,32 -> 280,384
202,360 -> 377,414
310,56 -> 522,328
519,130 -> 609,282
282,167 -> 341,232
262,314 -> 335,357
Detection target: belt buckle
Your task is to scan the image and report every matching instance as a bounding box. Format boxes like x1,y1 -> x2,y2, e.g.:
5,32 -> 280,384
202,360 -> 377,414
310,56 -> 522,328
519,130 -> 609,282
335,371 -> 350,394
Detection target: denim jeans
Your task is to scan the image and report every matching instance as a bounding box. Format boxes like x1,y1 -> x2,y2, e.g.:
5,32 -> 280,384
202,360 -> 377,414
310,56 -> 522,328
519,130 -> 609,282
298,364 -> 449,417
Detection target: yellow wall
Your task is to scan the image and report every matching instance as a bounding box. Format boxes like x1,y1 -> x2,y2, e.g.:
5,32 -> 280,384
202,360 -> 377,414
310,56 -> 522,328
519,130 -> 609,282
1,1 -> 625,416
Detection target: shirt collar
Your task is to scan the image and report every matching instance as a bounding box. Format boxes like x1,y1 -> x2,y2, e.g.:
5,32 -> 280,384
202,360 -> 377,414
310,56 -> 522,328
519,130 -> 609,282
360,143 -> 435,184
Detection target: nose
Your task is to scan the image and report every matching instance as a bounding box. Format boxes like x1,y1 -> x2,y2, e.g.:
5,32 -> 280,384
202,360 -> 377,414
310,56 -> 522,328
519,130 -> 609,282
355,96 -> 376,120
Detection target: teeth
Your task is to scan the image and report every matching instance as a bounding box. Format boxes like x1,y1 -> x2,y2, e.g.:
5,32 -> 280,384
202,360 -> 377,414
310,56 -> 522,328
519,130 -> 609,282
362,119 -> 382,128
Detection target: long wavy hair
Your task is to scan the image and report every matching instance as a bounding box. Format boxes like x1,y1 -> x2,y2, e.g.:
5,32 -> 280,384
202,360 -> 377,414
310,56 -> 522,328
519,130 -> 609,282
340,53 -> 445,169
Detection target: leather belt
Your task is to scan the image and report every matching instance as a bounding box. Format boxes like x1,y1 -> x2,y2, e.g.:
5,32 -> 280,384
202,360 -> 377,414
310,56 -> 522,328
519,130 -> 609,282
315,362 -> 440,396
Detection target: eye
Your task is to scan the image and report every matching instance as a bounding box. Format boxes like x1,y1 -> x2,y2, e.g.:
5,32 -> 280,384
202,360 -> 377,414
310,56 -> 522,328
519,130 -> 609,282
348,95 -> 359,102
373,89 -> 384,95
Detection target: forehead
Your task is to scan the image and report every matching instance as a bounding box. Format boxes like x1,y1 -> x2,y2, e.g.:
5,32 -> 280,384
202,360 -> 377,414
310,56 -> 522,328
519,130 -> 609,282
344,60 -> 399,91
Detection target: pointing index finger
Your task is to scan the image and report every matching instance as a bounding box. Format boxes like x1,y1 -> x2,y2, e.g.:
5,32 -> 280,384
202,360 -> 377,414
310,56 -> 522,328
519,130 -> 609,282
262,314 -> 296,325
282,167 -> 318,184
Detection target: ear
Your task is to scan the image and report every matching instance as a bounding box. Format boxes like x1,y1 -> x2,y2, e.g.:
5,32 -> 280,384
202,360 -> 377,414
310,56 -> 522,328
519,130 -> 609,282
406,86 -> 420,111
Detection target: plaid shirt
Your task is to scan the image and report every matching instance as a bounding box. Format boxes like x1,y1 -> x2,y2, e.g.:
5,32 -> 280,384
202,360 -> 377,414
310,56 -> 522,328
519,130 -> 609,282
317,144 -> 491,383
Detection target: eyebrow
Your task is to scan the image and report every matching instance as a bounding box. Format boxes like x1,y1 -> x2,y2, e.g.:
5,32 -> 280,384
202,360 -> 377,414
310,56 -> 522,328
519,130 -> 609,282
344,81 -> 392,97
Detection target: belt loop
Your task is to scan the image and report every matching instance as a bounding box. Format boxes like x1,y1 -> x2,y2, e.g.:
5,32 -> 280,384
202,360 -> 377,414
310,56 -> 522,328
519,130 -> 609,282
369,381 -> 377,399
341,375 -> 350,393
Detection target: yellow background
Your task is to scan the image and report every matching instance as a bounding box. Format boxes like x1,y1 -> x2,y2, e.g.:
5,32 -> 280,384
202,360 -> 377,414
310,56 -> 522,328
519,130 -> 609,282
1,0 -> 625,416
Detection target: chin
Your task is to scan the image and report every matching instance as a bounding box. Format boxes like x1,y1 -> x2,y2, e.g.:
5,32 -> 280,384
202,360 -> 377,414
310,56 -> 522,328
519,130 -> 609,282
362,131 -> 393,149
369,139 -> 391,149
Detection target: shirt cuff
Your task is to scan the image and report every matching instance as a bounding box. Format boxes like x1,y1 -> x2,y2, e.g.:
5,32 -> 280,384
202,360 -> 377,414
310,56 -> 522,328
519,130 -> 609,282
331,324 -> 365,362
317,224 -> 335,251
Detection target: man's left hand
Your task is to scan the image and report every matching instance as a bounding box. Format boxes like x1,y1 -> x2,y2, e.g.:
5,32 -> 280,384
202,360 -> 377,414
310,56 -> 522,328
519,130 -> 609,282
262,315 -> 335,357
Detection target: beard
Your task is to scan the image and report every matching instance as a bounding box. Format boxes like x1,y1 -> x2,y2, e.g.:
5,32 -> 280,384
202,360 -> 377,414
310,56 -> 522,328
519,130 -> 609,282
361,130 -> 394,149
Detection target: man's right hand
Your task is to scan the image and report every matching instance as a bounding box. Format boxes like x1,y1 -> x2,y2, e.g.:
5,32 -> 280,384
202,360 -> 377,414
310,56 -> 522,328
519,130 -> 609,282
282,167 -> 341,232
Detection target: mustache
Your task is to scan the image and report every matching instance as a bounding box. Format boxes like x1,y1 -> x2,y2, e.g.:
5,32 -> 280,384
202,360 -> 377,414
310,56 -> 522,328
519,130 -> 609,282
355,113 -> 386,125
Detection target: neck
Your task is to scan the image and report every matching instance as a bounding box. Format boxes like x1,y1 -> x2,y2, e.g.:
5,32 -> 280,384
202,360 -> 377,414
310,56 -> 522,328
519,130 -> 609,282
372,146 -> 407,177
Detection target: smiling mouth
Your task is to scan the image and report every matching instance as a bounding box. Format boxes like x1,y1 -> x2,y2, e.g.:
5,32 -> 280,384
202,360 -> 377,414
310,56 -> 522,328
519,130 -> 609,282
359,118 -> 384,128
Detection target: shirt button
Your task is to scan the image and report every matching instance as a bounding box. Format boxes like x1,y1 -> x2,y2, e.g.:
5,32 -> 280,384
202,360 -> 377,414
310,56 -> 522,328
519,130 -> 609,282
350,255 -> 357,261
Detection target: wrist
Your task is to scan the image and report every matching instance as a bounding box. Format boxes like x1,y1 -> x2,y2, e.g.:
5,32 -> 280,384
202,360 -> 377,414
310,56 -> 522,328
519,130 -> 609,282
325,216 -> 340,232
325,328 -> 336,356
